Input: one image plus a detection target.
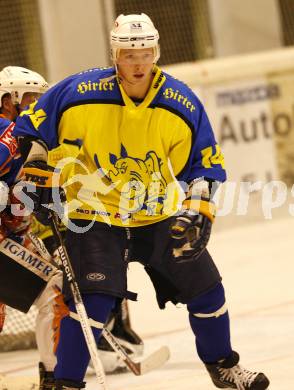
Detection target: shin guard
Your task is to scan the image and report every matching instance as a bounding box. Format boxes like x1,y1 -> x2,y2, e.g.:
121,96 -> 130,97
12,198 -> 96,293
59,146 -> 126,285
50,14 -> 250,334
54,293 -> 115,383
187,283 -> 232,363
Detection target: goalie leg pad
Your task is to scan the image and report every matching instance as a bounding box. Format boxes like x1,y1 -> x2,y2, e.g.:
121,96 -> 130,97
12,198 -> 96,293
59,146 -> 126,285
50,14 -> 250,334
0,238 -> 57,312
34,271 -> 64,371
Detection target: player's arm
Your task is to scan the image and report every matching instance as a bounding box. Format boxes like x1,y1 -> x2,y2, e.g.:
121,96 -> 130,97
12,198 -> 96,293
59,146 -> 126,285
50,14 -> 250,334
177,102 -> 226,184
0,121 -> 18,178
0,122 -> 32,240
170,178 -> 217,261
13,80 -> 72,216
17,142 -> 65,219
170,103 -> 225,261
0,144 -> 13,178
13,72 -> 77,148
14,134 -> 60,216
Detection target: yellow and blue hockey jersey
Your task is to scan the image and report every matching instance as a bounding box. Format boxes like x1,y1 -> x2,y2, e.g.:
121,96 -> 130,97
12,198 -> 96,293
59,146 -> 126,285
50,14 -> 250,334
14,66 -> 226,227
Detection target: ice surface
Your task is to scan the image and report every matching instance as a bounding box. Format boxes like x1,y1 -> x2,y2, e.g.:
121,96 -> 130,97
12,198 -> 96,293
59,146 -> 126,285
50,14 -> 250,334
1,217 -> 293,389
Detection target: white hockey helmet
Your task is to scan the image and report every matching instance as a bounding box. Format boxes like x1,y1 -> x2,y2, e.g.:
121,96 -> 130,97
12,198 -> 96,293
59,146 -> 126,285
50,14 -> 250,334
0,66 -> 49,107
110,13 -> 160,63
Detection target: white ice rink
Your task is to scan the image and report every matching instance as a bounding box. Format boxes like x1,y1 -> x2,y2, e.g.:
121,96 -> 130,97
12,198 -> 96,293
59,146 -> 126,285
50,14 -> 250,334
1,216 -> 293,389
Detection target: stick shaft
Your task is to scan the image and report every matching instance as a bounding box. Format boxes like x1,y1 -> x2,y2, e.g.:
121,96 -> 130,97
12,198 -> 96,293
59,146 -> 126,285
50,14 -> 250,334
102,327 -> 141,375
50,213 -> 107,389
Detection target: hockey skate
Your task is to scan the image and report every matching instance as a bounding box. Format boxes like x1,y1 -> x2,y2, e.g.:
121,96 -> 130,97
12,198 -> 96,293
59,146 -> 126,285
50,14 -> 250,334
96,300 -> 144,373
205,351 -> 270,389
39,362 -> 55,390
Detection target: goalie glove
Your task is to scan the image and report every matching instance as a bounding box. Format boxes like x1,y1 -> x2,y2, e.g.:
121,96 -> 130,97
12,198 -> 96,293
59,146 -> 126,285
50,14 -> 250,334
0,189 -> 31,243
19,161 -> 66,222
170,179 -> 216,263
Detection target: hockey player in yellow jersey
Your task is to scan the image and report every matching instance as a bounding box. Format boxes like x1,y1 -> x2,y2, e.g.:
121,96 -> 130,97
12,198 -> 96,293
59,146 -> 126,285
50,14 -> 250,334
14,14 -> 269,390
0,68 -> 142,390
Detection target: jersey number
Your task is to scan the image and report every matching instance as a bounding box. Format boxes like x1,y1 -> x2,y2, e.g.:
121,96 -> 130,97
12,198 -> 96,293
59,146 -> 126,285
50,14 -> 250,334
201,145 -> 225,169
20,101 -> 47,130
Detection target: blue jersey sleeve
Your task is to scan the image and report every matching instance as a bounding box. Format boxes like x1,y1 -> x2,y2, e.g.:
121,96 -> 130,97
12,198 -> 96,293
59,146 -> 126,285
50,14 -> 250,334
13,75 -> 75,150
0,120 -> 13,170
0,120 -> 16,175
0,119 -> 23,185
177,103 -> 226,184
0,142 -> 12,177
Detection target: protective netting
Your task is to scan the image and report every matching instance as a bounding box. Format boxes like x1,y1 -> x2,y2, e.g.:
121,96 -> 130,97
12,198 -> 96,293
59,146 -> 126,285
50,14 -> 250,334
0,0 -> 46,77
114,0 -> 214,65
0,306 -> 37,352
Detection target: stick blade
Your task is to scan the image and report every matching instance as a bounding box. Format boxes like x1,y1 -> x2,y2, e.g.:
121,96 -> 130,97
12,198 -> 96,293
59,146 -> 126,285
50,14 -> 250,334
139,346 -> 170,375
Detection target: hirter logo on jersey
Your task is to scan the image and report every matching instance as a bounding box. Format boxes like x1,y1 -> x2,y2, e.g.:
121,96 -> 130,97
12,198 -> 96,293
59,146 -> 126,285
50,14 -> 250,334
0,123 -> 18,156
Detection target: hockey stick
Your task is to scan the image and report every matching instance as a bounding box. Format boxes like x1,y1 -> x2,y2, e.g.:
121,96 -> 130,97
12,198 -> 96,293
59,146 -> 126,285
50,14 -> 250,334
50,213 -> 170,376
27,231 -> 52,261
49,212 -> 108,390
102,327 -> 170,375
69,311 -> 170,375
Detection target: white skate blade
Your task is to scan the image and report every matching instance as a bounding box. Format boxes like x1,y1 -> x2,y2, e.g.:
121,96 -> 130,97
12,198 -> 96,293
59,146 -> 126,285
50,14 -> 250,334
138,346 -> 170,375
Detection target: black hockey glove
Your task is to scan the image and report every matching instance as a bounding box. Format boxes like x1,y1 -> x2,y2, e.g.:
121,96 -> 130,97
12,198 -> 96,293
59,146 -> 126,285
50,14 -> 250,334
18,161 -> 66,223
170,180 -> 216,263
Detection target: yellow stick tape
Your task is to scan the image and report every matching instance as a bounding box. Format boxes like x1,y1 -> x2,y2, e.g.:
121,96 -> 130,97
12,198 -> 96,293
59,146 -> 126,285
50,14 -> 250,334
183,199 -> 216,222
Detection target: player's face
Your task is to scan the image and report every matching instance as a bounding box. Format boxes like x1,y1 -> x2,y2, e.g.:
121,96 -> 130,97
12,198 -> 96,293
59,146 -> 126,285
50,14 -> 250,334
1,92 -> 42,121
19,92 -> 42,111
1,95 -> 18,121
117,48 -> 155,85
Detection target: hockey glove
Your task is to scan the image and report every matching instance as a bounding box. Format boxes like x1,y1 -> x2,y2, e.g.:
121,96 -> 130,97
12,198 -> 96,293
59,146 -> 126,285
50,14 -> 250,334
19,161 -> 66,221
170,180 -> 216,262
0,190 -> 31,243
